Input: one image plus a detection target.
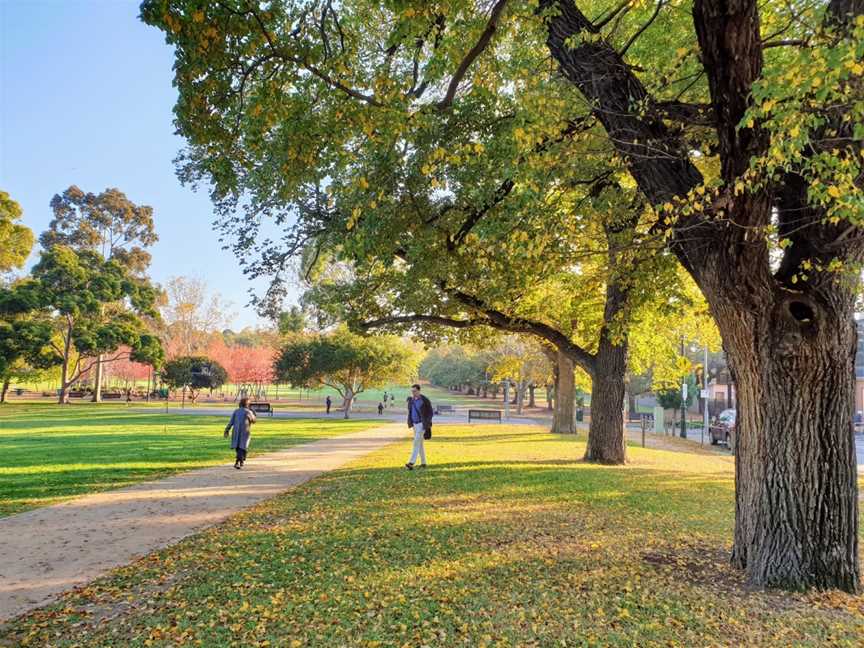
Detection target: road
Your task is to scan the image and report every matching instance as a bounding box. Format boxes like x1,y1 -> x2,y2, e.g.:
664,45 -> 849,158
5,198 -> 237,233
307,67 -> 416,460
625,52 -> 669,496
640,424 -> 864,473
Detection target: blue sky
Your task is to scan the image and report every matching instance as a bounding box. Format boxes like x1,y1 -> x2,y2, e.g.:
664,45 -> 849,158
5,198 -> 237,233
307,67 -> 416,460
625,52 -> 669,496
1,0 -> 292,328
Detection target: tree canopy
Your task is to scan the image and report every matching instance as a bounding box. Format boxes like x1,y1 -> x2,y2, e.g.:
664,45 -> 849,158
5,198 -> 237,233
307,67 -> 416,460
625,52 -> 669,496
274,326 -> 417,417
161,355 -> 228,399
29,245 -> 164,402
143,0 -> 864,592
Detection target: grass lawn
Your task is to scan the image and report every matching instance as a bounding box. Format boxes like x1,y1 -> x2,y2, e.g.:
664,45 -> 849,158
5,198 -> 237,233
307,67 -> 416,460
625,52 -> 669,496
1,425 -> 862,647
0,403 -> 380,517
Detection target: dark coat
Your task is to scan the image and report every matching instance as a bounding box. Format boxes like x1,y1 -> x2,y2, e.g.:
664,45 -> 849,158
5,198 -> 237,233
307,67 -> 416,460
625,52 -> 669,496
406,394 -> 434,430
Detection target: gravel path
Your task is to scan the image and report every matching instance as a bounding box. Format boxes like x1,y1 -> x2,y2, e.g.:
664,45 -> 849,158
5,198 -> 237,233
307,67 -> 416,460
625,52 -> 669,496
0,423 -> 404,622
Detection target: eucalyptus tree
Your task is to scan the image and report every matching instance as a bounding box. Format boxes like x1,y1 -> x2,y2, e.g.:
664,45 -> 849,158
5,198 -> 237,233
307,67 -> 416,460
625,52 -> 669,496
41,185 -> 158,400
29,246 -> 164,403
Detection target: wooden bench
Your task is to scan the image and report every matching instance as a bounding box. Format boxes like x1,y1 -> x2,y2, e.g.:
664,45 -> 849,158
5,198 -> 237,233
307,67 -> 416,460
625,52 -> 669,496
468,409 -> 502,423
435,404 -> 455,415
102,392 -> 123,400
68,390 -> 86,398
249,402 -> 274,417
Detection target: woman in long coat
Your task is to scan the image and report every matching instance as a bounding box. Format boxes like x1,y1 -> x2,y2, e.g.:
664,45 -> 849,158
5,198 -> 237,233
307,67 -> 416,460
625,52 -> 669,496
224,397 -> 256,469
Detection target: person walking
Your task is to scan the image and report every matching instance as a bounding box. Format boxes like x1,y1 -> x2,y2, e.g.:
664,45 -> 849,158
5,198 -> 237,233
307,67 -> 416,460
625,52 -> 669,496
377,401 -> 384,416
405,384 -> 433,470
224,397 -> 256,469
325,395 -> 332,414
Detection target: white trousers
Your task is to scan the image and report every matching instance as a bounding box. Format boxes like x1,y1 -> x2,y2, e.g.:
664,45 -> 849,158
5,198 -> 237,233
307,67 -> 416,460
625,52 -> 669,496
409,423 -> 427,465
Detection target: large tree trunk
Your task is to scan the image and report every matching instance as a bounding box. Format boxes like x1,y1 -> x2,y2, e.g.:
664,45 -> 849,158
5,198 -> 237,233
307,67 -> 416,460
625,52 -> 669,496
585,337 -> 627,464
0,378 -> 10,404
542,0 -> 861,591
712,288 -> 860,592
528,384 -> 536,408
551,350 -> 575,434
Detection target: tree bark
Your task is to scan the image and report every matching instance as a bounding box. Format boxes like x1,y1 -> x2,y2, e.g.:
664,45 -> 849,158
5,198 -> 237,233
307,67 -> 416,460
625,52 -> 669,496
515,381 -> 525,414
541,0 -> 861,590
585,336 -> 627,464
0,378 -> 10,404
58,321 -> 73,405
551,350 -> 575,434
343,387 -> 354,419
706,280 -> 860,591
528,384 -> 536,408
92,355 -> 104,403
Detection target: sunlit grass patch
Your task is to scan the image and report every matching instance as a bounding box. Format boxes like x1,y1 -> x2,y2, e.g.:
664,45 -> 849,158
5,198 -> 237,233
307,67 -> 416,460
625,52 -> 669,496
0,403 -> 379,516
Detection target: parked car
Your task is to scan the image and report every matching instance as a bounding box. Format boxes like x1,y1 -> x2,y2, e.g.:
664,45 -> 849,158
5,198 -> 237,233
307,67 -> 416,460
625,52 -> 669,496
709,408 -> 736,448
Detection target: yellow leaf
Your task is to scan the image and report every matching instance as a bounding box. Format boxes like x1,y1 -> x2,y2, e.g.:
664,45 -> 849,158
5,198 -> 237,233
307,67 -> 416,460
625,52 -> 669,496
827,185 -> 842,198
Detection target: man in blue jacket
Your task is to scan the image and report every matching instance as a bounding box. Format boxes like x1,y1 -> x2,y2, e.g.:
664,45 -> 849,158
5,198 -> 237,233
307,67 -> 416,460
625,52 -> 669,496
405,384 -> 433,470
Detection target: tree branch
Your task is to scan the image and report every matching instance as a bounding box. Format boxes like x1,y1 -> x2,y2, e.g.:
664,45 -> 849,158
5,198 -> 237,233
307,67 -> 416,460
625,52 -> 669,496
359,314 -> 491,331
437,0 -> 509,109
444,287 -> 597,374
619,0 -> 664,59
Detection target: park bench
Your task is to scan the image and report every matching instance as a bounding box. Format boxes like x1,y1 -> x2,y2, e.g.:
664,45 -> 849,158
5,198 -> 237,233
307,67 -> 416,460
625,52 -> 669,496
103,392 -> 122,400
249,402 -> 274,417
468,409 -> 502,423
435,404 -> 455,415
68,390 -> 85,398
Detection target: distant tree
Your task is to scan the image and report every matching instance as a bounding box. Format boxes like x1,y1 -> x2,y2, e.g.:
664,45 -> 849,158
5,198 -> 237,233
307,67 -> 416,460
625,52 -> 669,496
274,326 -> 416,418
0,285 -> 59,403
206,336 -> 275,397
277,306 -> 308,335
41,185 -> 159,401
41,186 -> 157,275
0,191 -> 34,274
486,336 -> 552,415
105,349 -> 154,398
160,276 -> 231,357
29,246 -> 163,403
160,355 -> 227,403
420,346 -> 487,393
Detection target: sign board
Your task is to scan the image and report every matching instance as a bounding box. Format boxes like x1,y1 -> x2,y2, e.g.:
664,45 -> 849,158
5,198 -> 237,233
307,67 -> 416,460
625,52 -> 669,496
681,382 -> 688,401
700,389 -> 710,399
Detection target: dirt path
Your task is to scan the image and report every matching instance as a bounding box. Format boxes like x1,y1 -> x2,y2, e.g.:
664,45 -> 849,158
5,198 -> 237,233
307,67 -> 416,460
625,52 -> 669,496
0,423 -> 404,622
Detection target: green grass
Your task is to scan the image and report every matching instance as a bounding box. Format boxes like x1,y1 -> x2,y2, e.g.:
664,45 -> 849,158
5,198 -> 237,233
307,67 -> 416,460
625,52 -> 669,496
0,403 -> 379,517
4,383 -> 548,411
2,424 -> 862,647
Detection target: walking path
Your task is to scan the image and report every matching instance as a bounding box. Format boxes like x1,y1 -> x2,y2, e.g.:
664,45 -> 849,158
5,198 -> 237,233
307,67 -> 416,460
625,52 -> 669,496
0,423 -> 404,623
